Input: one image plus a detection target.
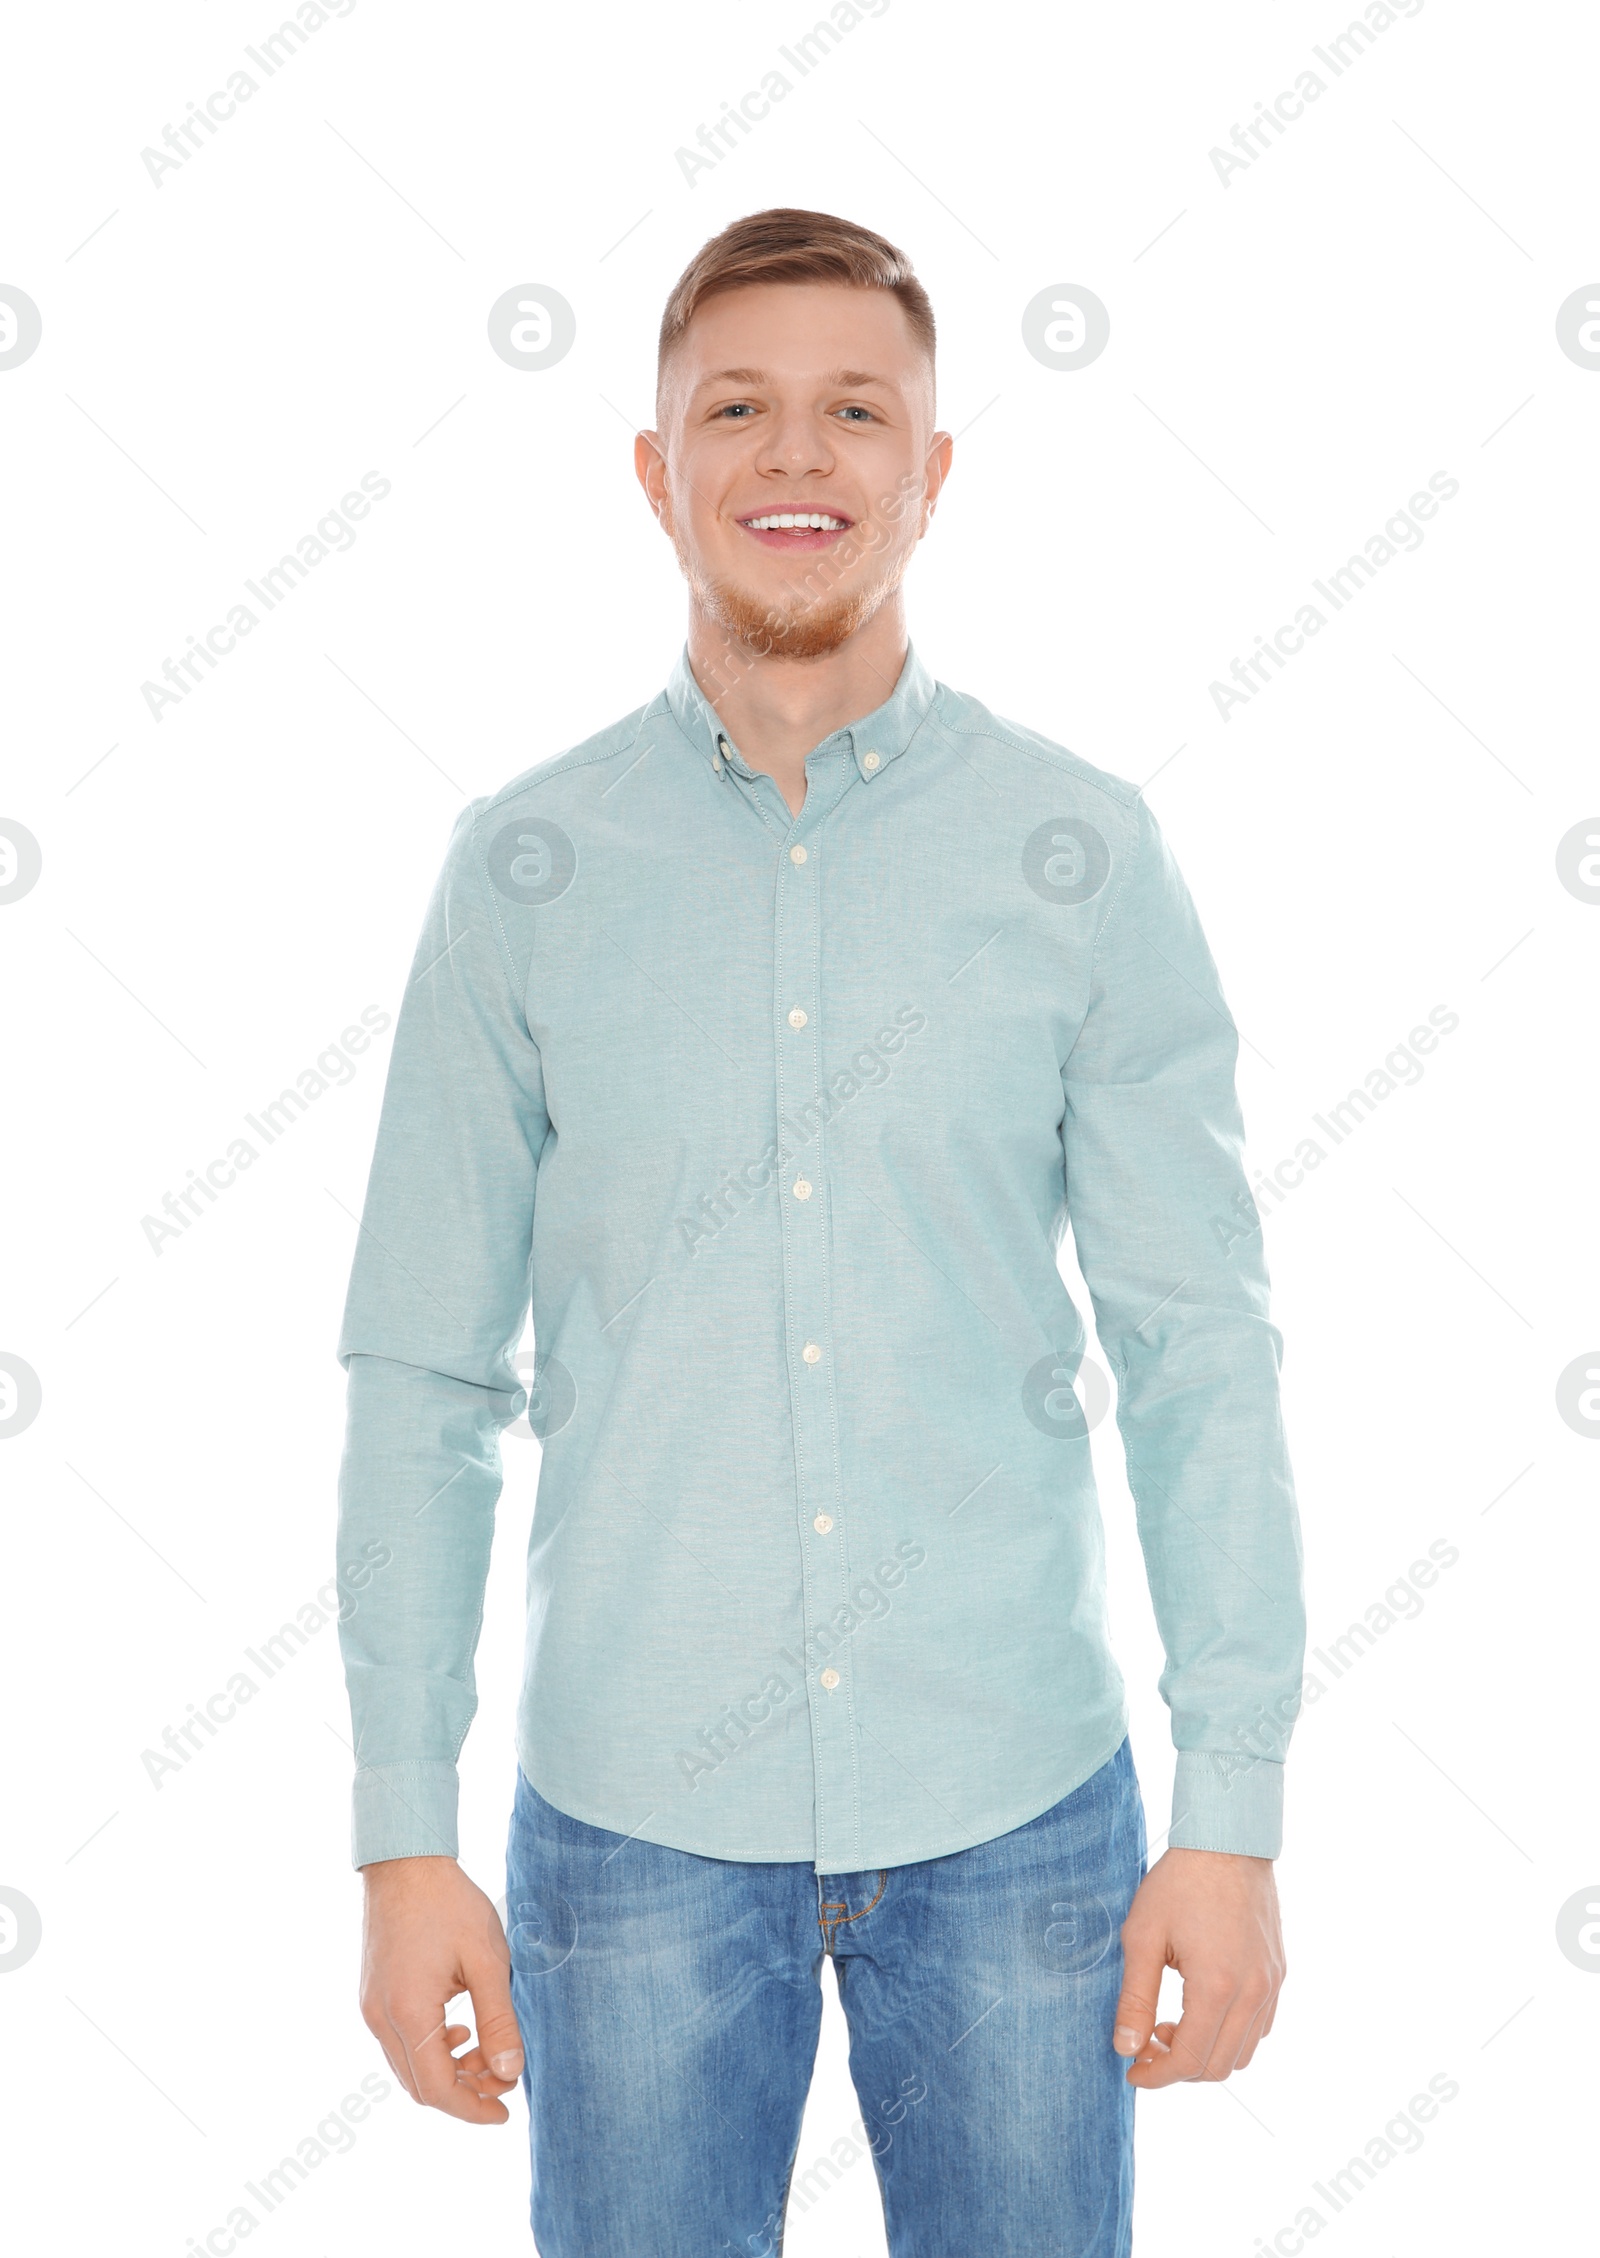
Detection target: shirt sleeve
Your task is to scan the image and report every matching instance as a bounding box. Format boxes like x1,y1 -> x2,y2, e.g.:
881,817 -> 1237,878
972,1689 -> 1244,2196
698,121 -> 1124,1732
333,799 -> 549,1868
1060,792 -> 1305,1858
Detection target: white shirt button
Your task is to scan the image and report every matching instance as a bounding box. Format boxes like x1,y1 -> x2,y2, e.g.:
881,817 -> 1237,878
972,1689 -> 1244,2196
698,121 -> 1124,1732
813,1513 -> 834,1534
789,843 -> 808,864
819,1667 -> 840,1690
792,1177 -> 812,1200
788,1007 -> 807,1028
802,1342 -> 821,1363
718,735 -> 730,754
863,750 -> 880,772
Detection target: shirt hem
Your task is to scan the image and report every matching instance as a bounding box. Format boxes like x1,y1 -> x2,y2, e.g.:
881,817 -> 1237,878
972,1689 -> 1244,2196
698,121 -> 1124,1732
515,1712 -> 1134,1875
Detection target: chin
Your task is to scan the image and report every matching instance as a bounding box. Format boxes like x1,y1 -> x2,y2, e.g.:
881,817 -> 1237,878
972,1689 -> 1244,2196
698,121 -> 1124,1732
688,557 -> 903,663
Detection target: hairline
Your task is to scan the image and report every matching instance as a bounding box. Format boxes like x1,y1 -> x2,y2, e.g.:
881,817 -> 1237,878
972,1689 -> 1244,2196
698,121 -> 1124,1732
654,281 -> 937,429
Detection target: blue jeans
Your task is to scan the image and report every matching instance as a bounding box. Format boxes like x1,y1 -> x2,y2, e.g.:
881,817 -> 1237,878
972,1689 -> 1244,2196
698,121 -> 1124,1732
504,1737 -> 1146,2256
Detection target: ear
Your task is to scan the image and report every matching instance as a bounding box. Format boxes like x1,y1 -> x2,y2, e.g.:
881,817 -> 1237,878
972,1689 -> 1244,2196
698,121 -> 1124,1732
919,429 -> 955,531
634,428 -> 670,523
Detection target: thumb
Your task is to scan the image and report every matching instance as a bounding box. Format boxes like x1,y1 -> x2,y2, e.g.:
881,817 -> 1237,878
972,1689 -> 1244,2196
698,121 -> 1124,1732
1113,1926 -> 1165,2057
467,1955 -> 525,2080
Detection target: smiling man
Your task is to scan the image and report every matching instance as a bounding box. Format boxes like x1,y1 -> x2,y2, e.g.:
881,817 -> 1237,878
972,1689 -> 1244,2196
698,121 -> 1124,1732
337,208 -> 1305,2257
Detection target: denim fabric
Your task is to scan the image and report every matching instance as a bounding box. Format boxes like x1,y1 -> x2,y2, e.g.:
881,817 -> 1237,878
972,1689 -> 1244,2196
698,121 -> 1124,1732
336,639 -> 1304,1871
504,1735 -> 1146,2257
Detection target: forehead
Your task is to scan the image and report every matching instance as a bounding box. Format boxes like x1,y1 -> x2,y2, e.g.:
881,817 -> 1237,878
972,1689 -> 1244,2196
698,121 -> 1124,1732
670,281 -> 930,401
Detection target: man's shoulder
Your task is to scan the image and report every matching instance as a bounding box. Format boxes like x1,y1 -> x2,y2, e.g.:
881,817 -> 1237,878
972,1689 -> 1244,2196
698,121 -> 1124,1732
930,678 -> 1142,814
471,689 -> 677,819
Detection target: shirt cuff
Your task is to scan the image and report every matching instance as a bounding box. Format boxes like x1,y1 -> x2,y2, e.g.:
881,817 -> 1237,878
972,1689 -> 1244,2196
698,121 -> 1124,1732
351,1760 -> 460,1868
1168,1750 -> 1284,1858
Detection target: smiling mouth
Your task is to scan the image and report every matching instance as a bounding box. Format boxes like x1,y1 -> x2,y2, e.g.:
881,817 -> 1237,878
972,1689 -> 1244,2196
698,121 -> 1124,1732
737,510 -> 855,552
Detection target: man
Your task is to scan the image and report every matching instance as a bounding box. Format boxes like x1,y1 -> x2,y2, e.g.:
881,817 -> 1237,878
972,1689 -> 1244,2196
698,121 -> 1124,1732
337,207 -> 1304,2257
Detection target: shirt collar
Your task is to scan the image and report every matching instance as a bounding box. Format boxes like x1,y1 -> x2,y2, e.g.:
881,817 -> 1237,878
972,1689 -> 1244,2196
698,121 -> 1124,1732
664,639 -> 938,786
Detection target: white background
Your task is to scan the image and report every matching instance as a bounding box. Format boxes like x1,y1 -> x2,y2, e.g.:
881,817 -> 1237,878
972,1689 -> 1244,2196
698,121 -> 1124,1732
1,1 -> 1595,2251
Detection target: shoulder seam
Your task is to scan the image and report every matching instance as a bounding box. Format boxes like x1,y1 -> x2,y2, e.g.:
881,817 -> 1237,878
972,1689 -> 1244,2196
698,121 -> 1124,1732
1084,790 -> 1147,982
477,693 -> 669,816
460,799 -> 539,1035
936,712 -> 1140,810
1057,797 -> 1149,1098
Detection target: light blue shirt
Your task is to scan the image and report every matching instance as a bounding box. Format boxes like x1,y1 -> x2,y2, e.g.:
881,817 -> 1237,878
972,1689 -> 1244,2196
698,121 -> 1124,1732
335,641 -> 1305,1872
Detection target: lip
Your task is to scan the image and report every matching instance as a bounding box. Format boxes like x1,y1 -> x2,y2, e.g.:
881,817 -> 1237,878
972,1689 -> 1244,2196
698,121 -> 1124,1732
736,510 -> 855,553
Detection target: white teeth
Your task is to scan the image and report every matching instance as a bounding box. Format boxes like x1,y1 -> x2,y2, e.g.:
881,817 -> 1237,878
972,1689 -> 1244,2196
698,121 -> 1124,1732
744,513 -> 847,532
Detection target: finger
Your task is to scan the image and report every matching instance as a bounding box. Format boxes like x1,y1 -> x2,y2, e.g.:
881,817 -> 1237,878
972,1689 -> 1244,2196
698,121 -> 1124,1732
1112,1924 -> 1167,2058
449,2038 -> 520,2097
1124,2019 -> 1177,2086
1190,1995 -> 1265,2082
1165,1992 -> 1235,2083
362,1993 -> 422,2102
445,2025 -> 497,2086
458,2073 -> 520,2101
393,1998 -> 515,2123
1239,1960 -> 1285,2062
465,1951 -> 526,2085
370,2013 -> 421,2104
1129,1979 -> 1230,2088
1231,1985 -> 1279,2071
1127,2021 -> 1182,2086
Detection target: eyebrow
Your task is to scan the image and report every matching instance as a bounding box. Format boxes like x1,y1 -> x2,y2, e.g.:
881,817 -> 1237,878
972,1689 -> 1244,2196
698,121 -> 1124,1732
694,366 -> 899,394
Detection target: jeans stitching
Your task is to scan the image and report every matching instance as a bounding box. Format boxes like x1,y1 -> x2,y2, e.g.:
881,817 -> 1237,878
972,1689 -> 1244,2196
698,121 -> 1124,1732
816,1868 -> 889,1949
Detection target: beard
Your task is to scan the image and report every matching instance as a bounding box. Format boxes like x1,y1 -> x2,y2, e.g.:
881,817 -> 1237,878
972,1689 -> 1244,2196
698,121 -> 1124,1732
670,521 -> 911,663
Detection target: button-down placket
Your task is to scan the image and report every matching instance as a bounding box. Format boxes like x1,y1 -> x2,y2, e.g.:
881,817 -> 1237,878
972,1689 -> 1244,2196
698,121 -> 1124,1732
768,727 -> 865,1868
666,649 -> 937,1870
703,711 -> 871,1859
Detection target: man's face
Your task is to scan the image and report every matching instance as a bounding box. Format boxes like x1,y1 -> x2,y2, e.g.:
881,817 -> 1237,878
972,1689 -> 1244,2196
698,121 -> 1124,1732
637,282 -> 951,660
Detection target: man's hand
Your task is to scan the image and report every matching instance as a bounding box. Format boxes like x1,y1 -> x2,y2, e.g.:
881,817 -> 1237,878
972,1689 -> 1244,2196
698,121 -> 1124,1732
360,1855 -> 524,2122
1113,1847 -> 1284,2086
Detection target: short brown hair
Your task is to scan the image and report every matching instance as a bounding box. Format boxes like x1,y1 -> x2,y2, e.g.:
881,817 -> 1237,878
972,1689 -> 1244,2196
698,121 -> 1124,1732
656,207 -> 936,414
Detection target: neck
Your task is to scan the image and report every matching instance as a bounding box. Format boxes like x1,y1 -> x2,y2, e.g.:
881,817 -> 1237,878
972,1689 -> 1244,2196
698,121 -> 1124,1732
686,595 -> 909,817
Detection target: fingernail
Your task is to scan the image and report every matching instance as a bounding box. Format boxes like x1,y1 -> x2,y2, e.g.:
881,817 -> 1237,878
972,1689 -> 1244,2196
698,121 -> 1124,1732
490,2051 -> 522,2077
1113,2027 -> 1141,2054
